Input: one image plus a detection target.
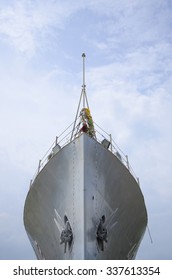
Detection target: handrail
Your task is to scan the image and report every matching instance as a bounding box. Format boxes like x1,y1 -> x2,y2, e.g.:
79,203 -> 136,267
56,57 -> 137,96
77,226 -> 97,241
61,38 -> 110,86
30,121 -> 139,187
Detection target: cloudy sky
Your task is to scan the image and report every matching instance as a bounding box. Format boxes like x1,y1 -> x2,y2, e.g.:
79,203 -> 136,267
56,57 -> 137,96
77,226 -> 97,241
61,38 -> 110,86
0,0 -> 172,260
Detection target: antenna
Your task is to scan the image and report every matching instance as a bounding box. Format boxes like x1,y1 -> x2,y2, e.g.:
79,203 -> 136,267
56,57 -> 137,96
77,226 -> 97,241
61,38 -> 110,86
82,53 -> 86,108
70,53 -> 90,141
82,53 -> 86,88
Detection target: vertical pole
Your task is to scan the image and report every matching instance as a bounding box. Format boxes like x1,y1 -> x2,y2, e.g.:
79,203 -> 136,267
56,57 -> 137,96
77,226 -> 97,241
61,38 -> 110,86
126,155 -> 130,170
109,134 -> 113,152
29,179 -> 32,188
70,53 -> 89,141
82,53 -> 86,108
137,177 -> 140,186
38,160 -> 41,173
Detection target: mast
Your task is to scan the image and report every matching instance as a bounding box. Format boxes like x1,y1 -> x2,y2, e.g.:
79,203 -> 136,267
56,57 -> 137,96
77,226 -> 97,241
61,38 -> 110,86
70,53 -> 87,140
82,53 -> 87,108
82,53 -> 86,108
70,53 -> 94,141
82,53 -> 89,109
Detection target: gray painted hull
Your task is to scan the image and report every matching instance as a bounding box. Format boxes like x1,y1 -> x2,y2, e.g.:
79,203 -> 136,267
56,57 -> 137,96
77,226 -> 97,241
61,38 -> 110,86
24,134 -> 147,259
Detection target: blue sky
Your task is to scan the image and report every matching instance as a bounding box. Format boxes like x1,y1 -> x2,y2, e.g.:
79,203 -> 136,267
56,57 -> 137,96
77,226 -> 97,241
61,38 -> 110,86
0,0 -> 172,259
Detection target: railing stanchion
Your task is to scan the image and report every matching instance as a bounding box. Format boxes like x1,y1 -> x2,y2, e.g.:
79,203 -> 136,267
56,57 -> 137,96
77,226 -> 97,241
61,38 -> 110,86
137,177 -> 140,186
38,160 -> 41,173
29,179 -> 32,188
109,134 -> 113,152
55,136 -> 58,146
126,155 -> 130,170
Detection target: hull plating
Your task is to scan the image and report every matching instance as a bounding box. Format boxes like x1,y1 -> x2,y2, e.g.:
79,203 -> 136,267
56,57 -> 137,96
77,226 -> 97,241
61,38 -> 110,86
24,134 -> 147,259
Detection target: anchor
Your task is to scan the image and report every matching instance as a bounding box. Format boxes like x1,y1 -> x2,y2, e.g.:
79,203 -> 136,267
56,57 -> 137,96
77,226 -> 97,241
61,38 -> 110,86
60,216 -> 73,253
54,210 -> 73,253
96,215 -> 107,251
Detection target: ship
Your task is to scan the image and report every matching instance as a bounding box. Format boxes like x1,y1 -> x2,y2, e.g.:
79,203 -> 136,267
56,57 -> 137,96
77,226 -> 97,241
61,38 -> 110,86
24,54 -> 147,260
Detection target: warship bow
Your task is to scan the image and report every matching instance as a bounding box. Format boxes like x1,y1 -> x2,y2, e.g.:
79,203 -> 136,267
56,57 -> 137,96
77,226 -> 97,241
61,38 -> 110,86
24,54 -> 147,259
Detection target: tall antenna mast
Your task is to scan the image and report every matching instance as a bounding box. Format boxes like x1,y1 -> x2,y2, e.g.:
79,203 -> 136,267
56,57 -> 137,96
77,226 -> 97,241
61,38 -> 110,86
82,53 -> 86,108
82,53 -> 89,109
70,53 -> 90,141
70,53 -> 96,141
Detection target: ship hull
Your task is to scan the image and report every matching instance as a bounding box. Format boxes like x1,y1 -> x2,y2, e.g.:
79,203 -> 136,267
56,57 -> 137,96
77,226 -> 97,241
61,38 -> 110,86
24,134 -> 147,259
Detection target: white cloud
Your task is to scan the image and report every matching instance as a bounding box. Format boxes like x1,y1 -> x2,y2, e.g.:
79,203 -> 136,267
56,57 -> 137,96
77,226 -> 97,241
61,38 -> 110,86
0,0 -> 170,58
0,0 -> 82,55
0,0 -> 172,260
82,0 -> 172,61
0,2 -> 36,54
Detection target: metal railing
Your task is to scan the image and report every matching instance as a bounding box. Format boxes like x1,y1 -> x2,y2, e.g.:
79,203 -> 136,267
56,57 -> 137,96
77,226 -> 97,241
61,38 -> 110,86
30,120 -> 139,187
93,123 -> 139,184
